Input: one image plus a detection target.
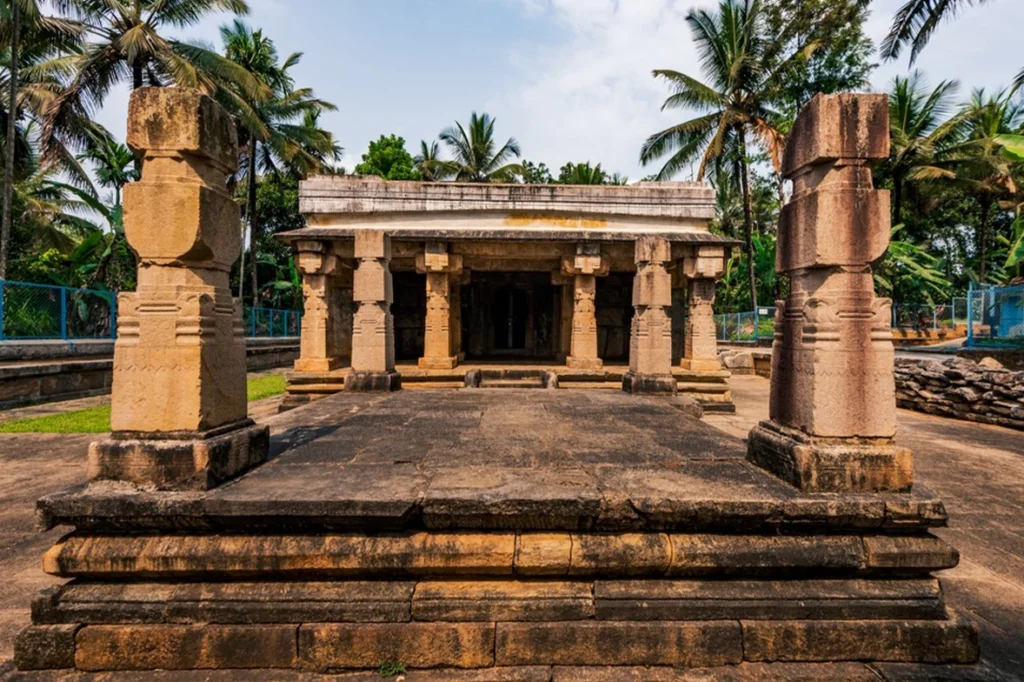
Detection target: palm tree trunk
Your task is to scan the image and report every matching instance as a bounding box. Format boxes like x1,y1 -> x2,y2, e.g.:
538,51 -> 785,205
978,199 -> 991,283
1,0 -> 20,281
894,179 -> 904,227
738,128 -> 758,310
247,137 -> 259,306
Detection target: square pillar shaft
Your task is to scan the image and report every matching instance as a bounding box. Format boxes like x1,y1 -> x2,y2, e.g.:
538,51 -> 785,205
347,231 -> 400,391
89,87 -> 267,491
680,245 -> 729,373
294,241 -> 342,373
417,242 -> 462,370
564,243 -> 607,371
747,93 -> 911,493
682,278 -> 721,373
624,236 -> 676,394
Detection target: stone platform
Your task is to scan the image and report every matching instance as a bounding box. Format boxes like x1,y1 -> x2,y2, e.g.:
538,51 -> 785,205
17,391 -> 978,675
281,363 -> 734,413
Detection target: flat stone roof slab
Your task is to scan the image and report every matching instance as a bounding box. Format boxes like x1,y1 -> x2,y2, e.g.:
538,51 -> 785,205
39,391 -> 947,533
299,176 -> 716,220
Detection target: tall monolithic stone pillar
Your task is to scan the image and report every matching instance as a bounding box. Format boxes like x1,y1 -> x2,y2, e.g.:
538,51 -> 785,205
294,240 -> 342,372
416,242 -> 463,370
88,87 -> 268,491
347,230 -> 401,391
563,243 -> 608,371
680,246 -> 729,373
623,236 -> 676,394
747,93 -> 911,493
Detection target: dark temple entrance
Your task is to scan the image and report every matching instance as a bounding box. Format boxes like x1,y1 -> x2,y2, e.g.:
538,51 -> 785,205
464,272 -> 558,360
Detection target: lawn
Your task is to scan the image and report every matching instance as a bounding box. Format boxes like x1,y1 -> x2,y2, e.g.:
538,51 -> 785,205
0,374 -> 288,434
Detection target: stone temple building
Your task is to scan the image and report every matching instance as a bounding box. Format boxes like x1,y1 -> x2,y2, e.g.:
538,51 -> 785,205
277,178 -> 738,406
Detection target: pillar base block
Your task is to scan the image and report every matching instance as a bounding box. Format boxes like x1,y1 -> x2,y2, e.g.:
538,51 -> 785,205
566,357 -> 603,371
344,370 -> 402,392
418,356 -> 459,370
747,420 -> 913,493
87,419 -> 269,492
293,357 -> 343,373
622,371 -> 679,396
680,358 -> 723,373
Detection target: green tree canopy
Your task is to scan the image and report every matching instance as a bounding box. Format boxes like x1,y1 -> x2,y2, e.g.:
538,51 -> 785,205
355,134 -> 421,181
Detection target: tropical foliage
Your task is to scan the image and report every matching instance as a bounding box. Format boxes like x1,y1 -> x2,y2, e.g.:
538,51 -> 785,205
2,0 -> 1024,321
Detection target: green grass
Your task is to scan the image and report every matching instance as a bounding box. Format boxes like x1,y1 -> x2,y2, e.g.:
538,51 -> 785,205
0,405 -> 113,434
0,374 -> 289,434
247,373 -> 287,401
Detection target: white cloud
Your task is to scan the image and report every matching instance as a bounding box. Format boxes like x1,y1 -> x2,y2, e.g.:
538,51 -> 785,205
493,0 -> 715,180
494,0 -> 1024,181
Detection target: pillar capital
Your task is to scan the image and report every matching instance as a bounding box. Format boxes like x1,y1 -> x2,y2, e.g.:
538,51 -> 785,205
295,241 -> 339,277
415,241 -> 464,276
680,245 -> 729,280
561,242 -> 609,277
748,93 -> 909,494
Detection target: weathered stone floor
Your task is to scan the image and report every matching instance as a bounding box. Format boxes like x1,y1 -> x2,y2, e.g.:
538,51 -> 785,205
37,390 -> 943,533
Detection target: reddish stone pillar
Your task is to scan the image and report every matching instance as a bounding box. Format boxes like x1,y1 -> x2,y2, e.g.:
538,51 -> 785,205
747,93 -> 910,492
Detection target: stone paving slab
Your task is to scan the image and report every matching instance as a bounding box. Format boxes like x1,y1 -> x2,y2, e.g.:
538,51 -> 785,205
37,390 -> 948,533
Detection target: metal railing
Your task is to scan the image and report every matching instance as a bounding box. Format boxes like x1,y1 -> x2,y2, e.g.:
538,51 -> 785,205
715,307 -> 777,343
1,280 -> 301,341
966,282 -> 1024,348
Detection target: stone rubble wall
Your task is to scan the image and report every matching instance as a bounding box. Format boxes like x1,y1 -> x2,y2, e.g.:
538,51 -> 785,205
895,357 -> 1024,431
722,348 -> 1024,431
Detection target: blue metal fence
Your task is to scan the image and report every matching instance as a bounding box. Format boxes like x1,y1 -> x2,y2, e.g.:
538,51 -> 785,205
714,307 -> 777,343
966,282 -> 1024,347
0,280 -> 300,341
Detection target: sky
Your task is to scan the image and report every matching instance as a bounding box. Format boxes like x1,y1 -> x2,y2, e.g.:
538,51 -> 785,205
91,0 -> 1024,182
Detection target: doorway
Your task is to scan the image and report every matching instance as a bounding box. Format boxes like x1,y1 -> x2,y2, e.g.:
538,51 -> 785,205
463,272 -> 557,360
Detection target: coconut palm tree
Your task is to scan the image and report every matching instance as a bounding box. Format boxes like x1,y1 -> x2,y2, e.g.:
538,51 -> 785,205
78,133 -> 138,210
640,0 -> 794,309
558,161 -> 608,185
437,112 -> 524,183
944,90 -> 1024,282
40,0 -> 262,171
882,0 -> 1022,90
1,0 -> 83,278
218,19 -> 338,303
415,139 -> 445,181
886,71 -> 963,225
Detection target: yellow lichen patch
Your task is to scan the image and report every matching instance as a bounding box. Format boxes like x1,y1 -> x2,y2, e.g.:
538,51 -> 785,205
503,216 -> 609,228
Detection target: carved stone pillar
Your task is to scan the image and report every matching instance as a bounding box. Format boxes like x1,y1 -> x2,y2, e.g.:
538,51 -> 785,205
88,87 -> 267,491
747,93 -> 910,492
624,236 -> 676,394
347,230 -> 400,391
416,242 -> 463,370
680,246 -> 729,373
294,240 -> 341,372
563,243 -> 608,370
552,272 -> 574,363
